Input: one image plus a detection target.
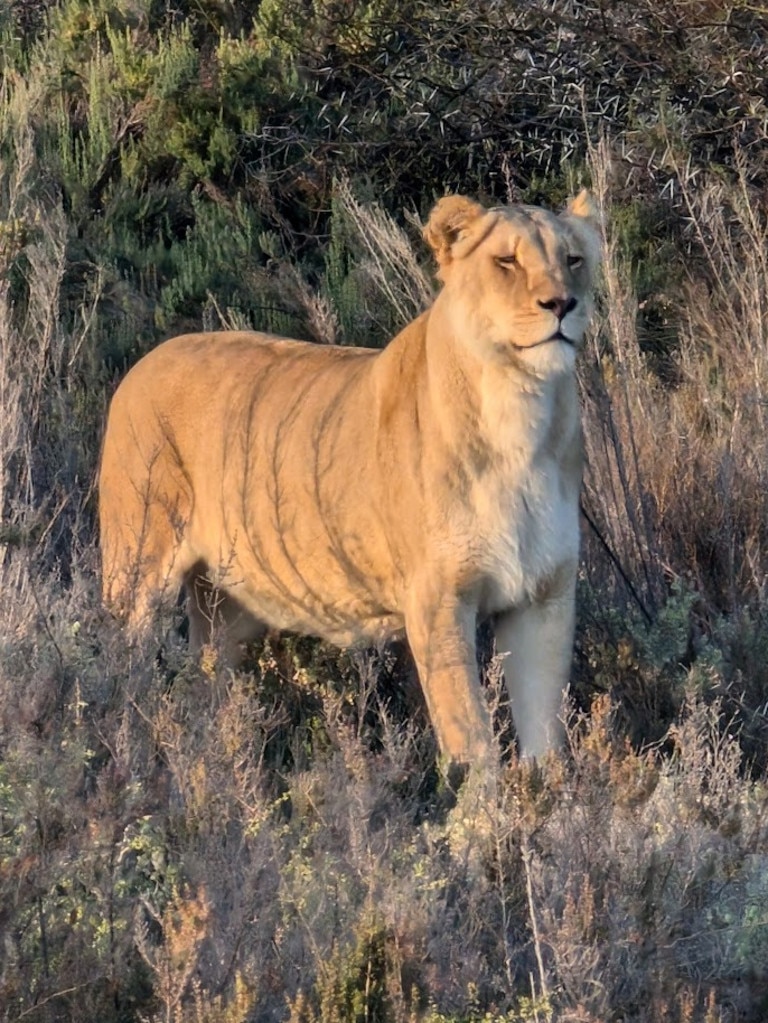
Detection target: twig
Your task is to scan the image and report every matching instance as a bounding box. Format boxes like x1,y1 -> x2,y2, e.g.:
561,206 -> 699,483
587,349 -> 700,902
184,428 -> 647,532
580,499 -> 654,626
521,838 -> 549,1008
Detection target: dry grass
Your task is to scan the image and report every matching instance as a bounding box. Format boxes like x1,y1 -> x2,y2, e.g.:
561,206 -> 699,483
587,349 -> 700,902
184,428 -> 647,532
2,103 -> 768,1022
582,142 -> 768,615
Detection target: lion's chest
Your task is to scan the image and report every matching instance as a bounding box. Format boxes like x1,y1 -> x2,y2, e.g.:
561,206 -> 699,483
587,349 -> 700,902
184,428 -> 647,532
460,459 -> 579,614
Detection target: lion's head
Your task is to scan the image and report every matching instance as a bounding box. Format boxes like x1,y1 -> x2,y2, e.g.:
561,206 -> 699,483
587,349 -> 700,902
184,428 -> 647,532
423,190 -> 601,375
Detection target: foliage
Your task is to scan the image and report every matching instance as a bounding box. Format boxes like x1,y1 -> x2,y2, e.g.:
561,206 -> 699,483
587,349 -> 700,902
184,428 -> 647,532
2,1 -> 768,1021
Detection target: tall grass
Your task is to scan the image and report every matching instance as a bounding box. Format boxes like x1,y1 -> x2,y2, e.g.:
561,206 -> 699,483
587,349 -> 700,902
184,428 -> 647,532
583,143 -> 768,616
0,75 -> 101,637
573,141 -> 768,757
3,78 -> 768,1023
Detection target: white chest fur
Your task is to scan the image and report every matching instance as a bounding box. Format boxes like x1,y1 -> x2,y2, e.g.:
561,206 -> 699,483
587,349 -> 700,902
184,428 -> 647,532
467,365 -> 580,614
470,462 -> 579,615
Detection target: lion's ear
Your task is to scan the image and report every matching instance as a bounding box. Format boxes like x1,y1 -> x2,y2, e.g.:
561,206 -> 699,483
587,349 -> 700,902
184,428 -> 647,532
423,195 -> 486,269
563,189 -> 602,267
566,188 -> 599,227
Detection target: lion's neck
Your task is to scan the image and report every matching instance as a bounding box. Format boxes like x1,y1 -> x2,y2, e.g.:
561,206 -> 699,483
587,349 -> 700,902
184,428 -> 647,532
484,367 -> 579,469
423,315 -> 578,466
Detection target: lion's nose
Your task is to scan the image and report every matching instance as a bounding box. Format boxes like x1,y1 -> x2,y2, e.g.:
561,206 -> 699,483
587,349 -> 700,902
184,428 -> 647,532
539,296 -> 577,320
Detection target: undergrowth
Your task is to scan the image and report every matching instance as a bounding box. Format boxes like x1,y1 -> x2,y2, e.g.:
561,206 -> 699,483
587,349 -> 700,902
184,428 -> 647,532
3,3 -> 768,1021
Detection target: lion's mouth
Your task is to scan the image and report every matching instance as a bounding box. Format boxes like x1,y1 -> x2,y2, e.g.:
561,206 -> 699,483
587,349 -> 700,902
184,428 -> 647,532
549,330 -> 576,345
510,331 -> 576,351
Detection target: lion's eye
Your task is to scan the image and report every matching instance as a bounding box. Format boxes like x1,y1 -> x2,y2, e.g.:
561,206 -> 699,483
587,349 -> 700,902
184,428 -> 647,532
567,255 -> 583,269
496,255 -> 518,269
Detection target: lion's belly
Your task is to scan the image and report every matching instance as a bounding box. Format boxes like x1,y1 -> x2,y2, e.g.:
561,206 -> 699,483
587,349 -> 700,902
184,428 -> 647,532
225,572 -> 404,647
191,502 -> 405,646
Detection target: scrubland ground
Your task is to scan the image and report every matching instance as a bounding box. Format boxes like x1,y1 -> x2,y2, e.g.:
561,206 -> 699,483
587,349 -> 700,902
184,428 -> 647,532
3,3 -> 768,1021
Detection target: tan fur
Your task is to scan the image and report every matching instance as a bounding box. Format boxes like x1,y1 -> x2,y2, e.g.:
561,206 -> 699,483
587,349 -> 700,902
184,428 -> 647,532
99,192 -> 601,764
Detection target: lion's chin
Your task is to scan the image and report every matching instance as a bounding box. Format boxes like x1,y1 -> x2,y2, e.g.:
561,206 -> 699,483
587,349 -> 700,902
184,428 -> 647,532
515,337 -> 578,377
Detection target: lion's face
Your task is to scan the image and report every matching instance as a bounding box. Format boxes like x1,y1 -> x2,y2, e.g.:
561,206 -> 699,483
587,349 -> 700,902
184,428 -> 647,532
424,191 -> 601,374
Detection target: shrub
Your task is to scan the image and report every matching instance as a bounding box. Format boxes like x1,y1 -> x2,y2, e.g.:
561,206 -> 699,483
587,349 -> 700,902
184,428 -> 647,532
3,4 -> 768,1020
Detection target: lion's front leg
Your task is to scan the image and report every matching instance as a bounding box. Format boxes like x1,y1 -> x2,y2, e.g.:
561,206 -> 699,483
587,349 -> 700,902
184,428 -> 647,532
404,589 -> 494,768
494,586 -> 575,759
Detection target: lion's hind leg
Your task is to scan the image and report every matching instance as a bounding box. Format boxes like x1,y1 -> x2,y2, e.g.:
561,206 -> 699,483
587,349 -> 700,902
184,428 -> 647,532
99,460 -> 194,638
102,522 -> 191,639
185,570 -> 266,667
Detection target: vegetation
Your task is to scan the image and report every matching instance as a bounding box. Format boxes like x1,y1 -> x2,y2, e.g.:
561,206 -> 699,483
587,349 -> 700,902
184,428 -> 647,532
2,1 -> 768,1020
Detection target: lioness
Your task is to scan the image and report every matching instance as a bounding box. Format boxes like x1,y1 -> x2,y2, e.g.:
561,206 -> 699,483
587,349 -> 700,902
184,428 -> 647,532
99,191 -> 601,765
